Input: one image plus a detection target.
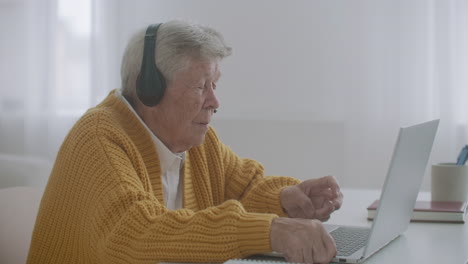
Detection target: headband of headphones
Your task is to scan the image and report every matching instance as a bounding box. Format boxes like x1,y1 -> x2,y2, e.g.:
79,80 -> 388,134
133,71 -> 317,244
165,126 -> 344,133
136,23 -> 167,106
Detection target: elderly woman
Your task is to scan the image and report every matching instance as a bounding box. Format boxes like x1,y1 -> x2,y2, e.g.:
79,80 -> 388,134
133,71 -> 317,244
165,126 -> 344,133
27,20 -> 342,264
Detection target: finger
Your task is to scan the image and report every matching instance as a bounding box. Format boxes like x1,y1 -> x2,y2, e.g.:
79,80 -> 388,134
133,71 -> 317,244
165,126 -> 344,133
325,176 -> 340,194
288,249 -> 304,264
294,191 -> 317,219
333,191 -> 344,210
311,233 -> 328,264
322,176 -> 341,201
317,188 -> 334,199
320,215 -> 330,222
306,176 -> 340,196
283,250 -> 293,263
316,175 -> 339,189
322,230 -> 337,262
314,200 -> 335,219
314,198 -> 332,221
300,197 -> 318,219
303,248 -> 313,264
320,179 -> 343,207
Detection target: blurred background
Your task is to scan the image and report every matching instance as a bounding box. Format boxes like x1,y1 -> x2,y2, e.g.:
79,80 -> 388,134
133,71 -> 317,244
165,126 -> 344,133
1,0 -> 467,191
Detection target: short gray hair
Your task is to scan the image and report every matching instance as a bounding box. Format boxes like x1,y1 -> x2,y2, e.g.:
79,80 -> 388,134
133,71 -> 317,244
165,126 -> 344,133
120,20 -> 232,98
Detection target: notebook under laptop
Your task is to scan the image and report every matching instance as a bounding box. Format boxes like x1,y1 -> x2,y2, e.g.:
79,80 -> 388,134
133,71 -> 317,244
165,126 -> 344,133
269,119 -> 439,263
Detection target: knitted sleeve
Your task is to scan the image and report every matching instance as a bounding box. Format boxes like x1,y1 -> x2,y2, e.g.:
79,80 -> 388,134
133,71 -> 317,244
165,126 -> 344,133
88,131 -> 277,264
206,129 -> 301,216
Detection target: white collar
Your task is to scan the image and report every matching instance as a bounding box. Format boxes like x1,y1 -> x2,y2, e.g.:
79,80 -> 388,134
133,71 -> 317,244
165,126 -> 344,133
114,90 -> 185,172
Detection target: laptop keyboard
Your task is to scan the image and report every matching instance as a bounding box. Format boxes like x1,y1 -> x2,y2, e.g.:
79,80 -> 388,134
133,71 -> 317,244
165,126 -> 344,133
330,227 -> 371,256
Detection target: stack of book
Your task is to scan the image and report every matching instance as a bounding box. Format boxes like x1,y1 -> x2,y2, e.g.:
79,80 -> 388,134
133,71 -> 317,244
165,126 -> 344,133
367,200 -> 467,223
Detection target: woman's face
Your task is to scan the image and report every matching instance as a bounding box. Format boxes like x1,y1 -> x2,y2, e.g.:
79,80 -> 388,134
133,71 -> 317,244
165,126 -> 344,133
142,58 -> 221,153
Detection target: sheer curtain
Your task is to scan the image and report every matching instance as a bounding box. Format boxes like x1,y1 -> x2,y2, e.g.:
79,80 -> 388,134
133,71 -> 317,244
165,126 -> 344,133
0,0 -> 112,187
341,0 -> 468,189
0,0 -> 117,158
0,0 -> 466,189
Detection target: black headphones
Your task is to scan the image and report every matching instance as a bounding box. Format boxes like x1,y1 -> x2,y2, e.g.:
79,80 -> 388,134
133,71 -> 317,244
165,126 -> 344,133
136,23 -> 166,107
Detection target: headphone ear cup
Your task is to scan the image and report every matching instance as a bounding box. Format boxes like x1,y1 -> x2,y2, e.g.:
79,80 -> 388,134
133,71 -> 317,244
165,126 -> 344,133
136,23 -> 166,107
136,62 -> 166,106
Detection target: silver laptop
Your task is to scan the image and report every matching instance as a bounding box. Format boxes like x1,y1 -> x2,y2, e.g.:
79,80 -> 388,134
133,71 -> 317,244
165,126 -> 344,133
269,119 -> 439,263
326,119 -> 439,263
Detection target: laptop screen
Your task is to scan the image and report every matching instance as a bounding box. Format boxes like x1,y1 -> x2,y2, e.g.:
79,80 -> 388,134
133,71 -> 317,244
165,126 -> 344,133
363,119 -> 439,258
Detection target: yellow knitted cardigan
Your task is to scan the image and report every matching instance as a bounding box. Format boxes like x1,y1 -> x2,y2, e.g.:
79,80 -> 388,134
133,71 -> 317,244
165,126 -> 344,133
27,91 -> 300,264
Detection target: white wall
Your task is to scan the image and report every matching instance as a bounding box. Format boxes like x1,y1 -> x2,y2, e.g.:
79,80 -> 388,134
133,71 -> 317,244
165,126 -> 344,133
110,0 -> 452,190
212,119 -> 345,182
2,0 -> 466,191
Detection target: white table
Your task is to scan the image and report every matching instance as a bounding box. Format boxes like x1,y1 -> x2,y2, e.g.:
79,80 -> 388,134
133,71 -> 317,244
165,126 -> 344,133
326,188 -> 468,264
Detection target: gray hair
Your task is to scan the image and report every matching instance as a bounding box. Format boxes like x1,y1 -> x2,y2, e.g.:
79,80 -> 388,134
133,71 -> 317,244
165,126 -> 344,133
120,20 -> 232,99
